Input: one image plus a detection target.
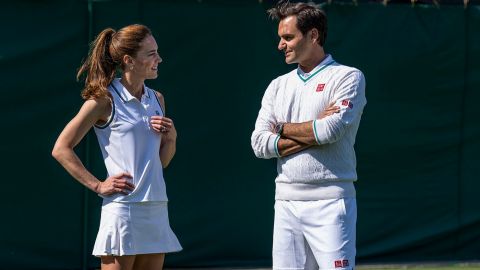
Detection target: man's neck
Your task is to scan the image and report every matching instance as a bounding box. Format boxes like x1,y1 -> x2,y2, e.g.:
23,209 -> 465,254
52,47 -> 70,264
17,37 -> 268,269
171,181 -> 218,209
299,50 -> 326,73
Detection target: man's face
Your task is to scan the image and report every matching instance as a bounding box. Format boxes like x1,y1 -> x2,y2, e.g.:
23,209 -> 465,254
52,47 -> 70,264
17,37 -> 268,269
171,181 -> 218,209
277,16 -> 311,64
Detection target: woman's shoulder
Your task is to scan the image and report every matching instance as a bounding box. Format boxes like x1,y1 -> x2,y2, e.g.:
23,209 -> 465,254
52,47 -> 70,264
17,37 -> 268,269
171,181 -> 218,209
146,87 -> 166,113
146,87 -> 165,103
83,95 -> 112,116
86,95 -> 111,106
146,86 -> 163,99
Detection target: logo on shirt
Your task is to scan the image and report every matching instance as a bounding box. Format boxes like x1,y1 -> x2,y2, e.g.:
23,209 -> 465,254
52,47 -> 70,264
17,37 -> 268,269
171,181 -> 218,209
316,83 -> 325,92
342,99 -> 353,109
334,259 -> 349,268
155,110 -> 160,115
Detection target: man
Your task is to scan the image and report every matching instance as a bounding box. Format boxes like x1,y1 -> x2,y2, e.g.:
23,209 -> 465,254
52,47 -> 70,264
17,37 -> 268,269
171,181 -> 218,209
251,1 -> 366,270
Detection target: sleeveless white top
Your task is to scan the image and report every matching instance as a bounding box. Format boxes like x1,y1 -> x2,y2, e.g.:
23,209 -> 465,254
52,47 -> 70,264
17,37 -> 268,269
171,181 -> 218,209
94,78 -> 168,203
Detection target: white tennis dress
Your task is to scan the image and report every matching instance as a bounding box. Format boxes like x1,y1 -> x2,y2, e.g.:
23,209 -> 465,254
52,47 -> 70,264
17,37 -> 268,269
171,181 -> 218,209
92,78 -> 182,256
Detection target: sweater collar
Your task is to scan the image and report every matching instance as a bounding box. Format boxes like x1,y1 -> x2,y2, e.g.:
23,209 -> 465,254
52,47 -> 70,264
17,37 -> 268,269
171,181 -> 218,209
110,78 -> 150,103
297,54 -> 335,83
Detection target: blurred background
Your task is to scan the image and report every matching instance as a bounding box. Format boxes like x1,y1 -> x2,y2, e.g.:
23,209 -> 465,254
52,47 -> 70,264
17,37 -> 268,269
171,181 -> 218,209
1,0 -> 479,269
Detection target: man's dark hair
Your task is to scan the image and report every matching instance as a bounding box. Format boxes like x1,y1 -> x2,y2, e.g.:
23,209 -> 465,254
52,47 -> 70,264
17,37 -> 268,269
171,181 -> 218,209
268,1 -> 327,46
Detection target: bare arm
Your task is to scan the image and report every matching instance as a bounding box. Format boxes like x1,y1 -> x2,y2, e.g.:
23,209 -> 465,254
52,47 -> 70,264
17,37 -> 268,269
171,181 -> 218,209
281,103 -> 340,145
277,137 -> 311,157
52,98 -> 134,195
276,103 -> 340,157
282,121 -> 317,145
150,91 -> 176,168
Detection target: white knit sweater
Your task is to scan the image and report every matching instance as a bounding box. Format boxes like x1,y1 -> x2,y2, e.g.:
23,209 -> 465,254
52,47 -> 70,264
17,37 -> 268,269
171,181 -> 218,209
251,55 -> 366,200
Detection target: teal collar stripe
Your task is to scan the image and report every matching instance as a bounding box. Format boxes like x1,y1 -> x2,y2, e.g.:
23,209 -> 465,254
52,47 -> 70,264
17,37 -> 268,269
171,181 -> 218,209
297,60 -> 335,82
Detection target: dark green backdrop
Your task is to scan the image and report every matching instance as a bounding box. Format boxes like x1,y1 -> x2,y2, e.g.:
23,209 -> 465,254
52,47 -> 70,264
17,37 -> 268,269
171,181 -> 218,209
1,0 -> 479,269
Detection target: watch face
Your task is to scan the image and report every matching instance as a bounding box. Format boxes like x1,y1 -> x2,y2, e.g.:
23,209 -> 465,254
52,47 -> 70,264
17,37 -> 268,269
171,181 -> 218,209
275,122 -> 284,134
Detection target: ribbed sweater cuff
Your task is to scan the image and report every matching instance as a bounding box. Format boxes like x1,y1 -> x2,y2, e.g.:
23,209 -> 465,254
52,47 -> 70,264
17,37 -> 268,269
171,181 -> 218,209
312,119 -> 323,145
268,134 -> 281,157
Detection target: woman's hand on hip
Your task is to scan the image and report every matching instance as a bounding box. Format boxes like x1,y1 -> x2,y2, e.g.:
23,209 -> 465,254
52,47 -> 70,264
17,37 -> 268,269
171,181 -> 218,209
96,172 -> 134,196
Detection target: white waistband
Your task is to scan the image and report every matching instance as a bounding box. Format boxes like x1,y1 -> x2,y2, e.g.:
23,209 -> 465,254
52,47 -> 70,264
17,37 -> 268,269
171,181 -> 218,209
275,181 -> 356,200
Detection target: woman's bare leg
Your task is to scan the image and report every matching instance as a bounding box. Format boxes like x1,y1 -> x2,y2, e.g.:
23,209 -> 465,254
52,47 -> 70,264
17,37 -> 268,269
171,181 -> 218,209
133,253 -> 165,270
101,255 -> 136,270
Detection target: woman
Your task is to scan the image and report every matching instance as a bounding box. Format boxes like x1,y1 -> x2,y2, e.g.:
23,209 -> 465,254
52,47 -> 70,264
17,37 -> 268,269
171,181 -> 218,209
52,24 -> 181,270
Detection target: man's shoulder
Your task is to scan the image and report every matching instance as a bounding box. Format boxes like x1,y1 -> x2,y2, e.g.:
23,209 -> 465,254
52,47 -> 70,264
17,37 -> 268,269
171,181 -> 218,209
330,61 -> 363,77
271,68 -> 297,83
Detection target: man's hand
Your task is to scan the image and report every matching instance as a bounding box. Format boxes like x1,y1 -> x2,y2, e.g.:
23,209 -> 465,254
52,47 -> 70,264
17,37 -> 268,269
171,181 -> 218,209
279,102 -> 341,145
319,102 -> 340,119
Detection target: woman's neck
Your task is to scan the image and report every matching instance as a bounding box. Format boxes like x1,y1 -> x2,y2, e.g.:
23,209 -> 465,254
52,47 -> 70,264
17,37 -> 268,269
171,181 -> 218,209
121,74 -> 144,100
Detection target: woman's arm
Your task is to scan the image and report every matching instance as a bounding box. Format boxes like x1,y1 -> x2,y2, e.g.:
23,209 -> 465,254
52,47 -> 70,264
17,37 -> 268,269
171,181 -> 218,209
52,97 -> 134,195
150,91 -> 177,168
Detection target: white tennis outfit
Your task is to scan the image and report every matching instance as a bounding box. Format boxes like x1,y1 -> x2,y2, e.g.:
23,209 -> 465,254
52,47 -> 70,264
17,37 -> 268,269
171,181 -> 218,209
92,78 -> 182,256
251,55 -> 366,270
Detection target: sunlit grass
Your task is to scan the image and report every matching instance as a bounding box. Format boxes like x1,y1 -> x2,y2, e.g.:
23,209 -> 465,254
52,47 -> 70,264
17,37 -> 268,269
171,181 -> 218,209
357,264 -> 480,270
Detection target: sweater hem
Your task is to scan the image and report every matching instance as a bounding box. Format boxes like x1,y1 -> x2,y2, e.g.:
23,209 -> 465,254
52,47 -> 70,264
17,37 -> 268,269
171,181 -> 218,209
275,180 -> 356,200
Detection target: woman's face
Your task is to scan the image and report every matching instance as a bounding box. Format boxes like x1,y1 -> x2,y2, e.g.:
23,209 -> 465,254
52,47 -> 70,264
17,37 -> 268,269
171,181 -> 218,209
130,35 -> 162,80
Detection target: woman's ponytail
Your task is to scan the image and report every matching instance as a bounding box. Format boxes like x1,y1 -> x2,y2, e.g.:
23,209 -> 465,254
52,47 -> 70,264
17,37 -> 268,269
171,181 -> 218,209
77,28 -> 117,100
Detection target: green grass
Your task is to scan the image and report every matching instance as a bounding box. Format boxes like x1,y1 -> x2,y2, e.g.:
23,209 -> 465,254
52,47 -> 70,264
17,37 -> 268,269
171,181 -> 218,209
355,266 -> 480,270
357,264 -> 480,270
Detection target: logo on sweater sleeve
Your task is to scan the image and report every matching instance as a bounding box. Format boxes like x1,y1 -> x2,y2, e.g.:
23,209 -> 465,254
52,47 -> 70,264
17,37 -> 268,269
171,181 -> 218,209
316,83 -> 325,92
341,99 -> 353,109
334,259 -> 349,268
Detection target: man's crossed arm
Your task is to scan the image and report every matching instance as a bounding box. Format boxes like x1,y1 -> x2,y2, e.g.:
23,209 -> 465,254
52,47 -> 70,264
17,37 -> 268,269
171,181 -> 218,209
277,104 -> 339,157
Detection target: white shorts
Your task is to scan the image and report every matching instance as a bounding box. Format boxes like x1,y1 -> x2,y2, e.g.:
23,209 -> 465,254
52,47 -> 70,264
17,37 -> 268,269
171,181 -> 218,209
273,198 -> 356,270
92,201 -> 182,256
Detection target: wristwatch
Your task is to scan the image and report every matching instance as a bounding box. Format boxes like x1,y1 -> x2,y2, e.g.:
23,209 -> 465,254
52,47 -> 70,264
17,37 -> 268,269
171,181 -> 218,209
274,122 -> 285,135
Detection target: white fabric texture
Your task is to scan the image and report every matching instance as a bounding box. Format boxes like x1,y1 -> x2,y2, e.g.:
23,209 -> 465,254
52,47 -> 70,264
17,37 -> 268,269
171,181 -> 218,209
251,55 -> 366,200
94,78 -> 168,203
92,201 -> 182,256
273,199 -> 356,270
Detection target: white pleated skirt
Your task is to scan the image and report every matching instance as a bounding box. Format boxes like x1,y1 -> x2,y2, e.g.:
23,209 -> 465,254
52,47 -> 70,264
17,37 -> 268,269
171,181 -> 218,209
92,201 -> 182,256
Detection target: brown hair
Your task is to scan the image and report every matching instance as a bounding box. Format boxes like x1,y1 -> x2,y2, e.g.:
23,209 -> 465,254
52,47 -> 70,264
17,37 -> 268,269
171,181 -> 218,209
267,1 -> 327,46
77,24 -> 152,100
